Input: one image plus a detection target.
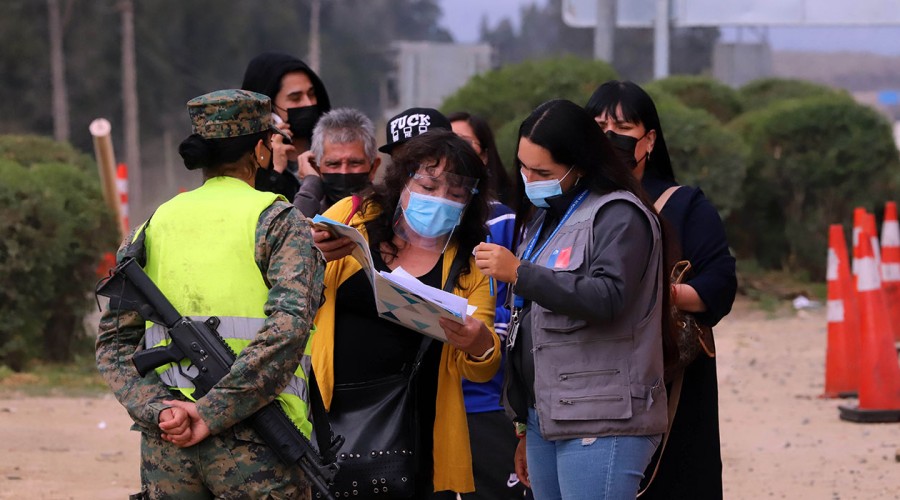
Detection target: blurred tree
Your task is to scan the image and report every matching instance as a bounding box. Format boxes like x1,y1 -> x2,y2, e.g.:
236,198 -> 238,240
644,75 -> 744,123
644,89 -> 748,219
739,78 -> 842,112
442,55 -> 618,171
0,0 -> 452,219
727,95 -> 899,278
0,135 -> 117,370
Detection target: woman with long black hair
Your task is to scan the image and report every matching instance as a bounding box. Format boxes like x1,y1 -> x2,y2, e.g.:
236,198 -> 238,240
475,99 -> 671,499
587,80 -> 737,500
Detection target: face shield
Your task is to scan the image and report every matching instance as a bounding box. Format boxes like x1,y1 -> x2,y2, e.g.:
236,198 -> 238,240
393,168 -> 479,253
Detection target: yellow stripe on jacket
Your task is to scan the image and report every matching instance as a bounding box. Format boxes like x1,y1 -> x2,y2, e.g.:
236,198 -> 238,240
310,196 -> 501,493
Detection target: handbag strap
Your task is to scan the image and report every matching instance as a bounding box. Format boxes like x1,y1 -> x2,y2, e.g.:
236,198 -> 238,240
408,248 -> 469,379
637,368 -> 684,497
653,185 -> 681,213
639,184 -> 685,497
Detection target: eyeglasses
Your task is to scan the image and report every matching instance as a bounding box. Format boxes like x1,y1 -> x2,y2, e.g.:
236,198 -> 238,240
407,172 -> 478,204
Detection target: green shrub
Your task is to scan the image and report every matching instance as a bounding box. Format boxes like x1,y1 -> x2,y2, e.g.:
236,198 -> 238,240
644,75 -> 744,123
739,78 -> 843,113
727,96 -> 899,279
0,135 -> 117,371
643,90 -> 749,219
442,56 -> 619,169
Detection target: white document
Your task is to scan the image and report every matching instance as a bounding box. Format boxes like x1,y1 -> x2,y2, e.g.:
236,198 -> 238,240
312,215 -> 471,342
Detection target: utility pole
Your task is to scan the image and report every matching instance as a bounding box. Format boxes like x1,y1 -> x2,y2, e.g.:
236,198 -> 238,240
593,0 -> 615,62
120,0 -> 141,223
653,0 -> 670,79
308,0 -> 321,73
47,0 -> 70,143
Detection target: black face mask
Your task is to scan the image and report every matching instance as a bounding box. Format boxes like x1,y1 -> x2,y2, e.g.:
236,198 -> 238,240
287,105 -> 321,141
605,130 -> 641,170
321,172 -> 370,204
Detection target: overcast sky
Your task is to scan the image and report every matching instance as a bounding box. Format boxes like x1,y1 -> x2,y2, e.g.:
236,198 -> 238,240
437,0 -> 900,56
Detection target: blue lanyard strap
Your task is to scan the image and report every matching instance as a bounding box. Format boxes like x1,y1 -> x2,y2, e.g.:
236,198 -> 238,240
514,189 -> 588,308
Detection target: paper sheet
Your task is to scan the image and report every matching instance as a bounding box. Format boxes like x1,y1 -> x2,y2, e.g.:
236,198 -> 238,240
312,215 -> 472,342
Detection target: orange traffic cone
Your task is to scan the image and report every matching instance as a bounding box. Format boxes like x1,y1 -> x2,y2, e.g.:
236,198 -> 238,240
116,163 -> 129,235
851,207 -> 868,278
881,202 -> 900,342
823,225 -> 860,398
839,226 -> 900,422
865,212 -> 882,267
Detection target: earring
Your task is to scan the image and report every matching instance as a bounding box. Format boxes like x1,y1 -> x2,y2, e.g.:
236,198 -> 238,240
260,155 -> 264,160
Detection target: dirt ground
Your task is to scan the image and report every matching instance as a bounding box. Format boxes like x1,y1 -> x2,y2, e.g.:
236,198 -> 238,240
1,297 -> 898,499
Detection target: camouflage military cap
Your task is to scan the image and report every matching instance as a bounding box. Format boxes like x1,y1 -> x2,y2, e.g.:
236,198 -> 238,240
187,89 -> 286,140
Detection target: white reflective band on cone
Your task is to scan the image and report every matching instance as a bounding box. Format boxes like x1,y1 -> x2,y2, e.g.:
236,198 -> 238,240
827,248 -> 839,281
882,263 -> 900,282
882,221 -> 900,246
827,300 -> 845,323
857,257 -> 881,292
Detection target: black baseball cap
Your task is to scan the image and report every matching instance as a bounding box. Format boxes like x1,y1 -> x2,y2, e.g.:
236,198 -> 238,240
379,107 -> 452,154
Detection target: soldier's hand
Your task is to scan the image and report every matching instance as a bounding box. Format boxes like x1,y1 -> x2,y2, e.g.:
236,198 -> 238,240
163,400 -> 211,448
159,406 -> 191,443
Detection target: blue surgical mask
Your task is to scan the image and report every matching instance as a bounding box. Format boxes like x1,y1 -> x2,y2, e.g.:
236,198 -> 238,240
403,190 -> 466,238
522,166 -> 574,208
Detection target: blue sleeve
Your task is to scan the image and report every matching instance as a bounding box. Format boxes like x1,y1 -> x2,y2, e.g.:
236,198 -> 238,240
487,203 -> 516,339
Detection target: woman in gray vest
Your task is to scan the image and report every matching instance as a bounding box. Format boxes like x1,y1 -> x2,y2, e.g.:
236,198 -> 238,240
475,99 -> 672,499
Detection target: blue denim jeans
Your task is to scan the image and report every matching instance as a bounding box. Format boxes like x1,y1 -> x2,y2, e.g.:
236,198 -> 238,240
526,408 -> 661,500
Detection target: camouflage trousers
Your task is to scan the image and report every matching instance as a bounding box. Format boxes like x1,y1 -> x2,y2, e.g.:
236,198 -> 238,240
133,423 -> 310,499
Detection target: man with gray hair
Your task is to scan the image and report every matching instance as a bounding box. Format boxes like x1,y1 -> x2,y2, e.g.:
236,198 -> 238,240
292,108 -> 381,217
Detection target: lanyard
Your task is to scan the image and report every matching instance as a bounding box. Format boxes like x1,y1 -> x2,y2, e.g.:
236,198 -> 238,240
513,189 -> 588,308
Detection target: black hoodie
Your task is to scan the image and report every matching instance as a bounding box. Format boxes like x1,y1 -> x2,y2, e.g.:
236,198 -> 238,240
241,52 -> 332,200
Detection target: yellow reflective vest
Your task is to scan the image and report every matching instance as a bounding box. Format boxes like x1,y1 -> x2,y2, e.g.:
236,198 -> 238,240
141,176 -> 313,437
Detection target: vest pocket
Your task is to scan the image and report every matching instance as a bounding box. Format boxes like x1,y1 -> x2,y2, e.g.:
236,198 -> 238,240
549,386 -> 633,420
549,364 -> 632,421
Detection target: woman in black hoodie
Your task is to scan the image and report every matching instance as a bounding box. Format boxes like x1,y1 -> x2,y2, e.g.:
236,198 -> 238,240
241,52 -> 332,200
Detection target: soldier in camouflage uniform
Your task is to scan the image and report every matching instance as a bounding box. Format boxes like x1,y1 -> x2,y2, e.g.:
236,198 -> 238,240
96,89 -> 325,499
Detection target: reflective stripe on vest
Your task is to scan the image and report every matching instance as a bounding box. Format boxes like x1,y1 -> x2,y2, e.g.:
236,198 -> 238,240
146,317 -> 313,437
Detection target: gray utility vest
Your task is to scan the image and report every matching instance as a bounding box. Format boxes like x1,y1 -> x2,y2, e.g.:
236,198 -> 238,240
525,190 -> 667,440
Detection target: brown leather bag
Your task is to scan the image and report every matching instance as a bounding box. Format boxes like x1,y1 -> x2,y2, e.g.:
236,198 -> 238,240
664,260 -> 716,384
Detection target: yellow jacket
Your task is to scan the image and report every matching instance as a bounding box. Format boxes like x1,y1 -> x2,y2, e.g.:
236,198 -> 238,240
311,197 -> 501,493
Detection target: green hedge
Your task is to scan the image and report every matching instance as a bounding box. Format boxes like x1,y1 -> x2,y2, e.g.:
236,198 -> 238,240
727,95 -> 899,278
0,135 -> 117,370
644,75 -> 744,123
646,90 -> 749,219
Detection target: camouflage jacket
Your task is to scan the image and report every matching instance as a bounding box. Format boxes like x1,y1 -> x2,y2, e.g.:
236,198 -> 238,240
95,200 -> 325,435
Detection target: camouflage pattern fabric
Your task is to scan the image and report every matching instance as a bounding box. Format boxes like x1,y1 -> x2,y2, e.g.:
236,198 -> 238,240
187,89 -> 280,139
96,199 -> 325,497
136,422 -> 309,499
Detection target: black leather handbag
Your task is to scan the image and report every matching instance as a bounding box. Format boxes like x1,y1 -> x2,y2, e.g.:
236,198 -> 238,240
321,338 -> 430,499
316,252 -> 467,499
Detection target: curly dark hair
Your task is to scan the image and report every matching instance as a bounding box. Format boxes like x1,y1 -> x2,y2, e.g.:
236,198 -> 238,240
364,129 -> 488,288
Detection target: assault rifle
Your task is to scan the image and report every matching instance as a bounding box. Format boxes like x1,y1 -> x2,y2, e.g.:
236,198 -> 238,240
96,257 -> 343,500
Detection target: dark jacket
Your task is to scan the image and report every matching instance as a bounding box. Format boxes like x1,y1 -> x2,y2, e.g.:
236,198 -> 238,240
241,52 -> 332,201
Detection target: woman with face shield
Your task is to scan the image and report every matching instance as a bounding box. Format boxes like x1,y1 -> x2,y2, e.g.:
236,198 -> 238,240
309,129 -> 501,498
475,99 -> 672,500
